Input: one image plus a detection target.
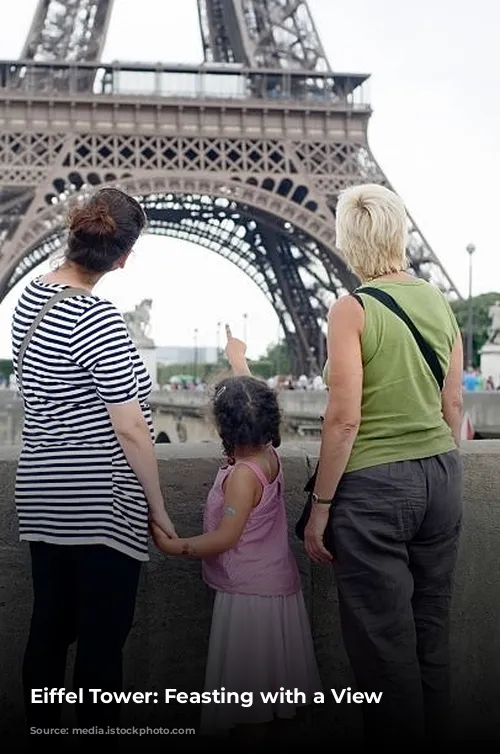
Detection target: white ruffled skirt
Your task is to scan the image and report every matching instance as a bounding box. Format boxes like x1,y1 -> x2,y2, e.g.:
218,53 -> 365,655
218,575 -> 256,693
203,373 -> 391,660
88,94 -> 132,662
200,589 -> 322,735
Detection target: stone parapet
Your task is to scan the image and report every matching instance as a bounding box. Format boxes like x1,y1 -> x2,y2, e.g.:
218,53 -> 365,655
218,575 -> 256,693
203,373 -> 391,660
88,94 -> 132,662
0,441 -> 499,746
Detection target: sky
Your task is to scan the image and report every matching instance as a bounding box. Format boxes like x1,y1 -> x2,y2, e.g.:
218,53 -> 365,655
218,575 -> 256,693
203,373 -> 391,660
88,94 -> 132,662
0,0 -> 499,359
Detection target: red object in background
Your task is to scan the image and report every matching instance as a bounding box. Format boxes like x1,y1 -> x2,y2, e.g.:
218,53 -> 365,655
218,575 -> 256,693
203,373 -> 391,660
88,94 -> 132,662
461,412 -> 475,440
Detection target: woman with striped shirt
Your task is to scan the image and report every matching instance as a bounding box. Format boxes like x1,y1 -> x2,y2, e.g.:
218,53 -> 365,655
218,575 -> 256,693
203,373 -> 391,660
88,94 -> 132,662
11,188 -> 177,733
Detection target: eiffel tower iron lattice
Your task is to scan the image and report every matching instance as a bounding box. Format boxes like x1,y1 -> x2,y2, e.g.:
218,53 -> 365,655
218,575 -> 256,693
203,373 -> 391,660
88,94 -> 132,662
0,0 -> 460,373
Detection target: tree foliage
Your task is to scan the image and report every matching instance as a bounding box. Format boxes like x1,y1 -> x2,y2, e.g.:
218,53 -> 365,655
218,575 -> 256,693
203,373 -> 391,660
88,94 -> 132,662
251,342 -> 293,379
156,361 -> 222,386
450,292 -> 500,368
0,359 -> 13,381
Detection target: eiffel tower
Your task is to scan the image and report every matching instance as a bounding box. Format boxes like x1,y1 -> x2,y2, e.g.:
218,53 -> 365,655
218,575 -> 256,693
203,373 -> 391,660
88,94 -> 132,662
0,0 -> 460,373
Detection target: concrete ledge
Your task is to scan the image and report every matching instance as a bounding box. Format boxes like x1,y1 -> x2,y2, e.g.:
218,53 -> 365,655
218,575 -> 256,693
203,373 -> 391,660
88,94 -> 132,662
1,442 -> 500,746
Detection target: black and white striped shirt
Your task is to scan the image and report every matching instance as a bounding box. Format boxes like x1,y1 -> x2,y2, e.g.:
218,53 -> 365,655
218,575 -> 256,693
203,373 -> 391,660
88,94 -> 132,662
11,278 -> 154,561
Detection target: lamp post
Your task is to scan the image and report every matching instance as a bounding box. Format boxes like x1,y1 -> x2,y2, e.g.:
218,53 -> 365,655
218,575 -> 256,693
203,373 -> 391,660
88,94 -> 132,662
275,321 -> 282,378
466,243 -> 475,369
243,313 -> 248,342
318,323 -> 325,374
193,328 -> 199,380
216,321 -> 221,362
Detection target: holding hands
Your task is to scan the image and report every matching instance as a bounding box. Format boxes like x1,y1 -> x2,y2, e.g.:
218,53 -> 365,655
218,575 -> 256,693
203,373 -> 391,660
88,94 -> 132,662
149,506 -> 177,539
151,521 -> 179,554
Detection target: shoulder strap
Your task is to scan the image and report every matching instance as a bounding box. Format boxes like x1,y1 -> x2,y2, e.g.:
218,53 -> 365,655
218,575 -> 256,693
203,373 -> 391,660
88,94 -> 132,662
352,286 -> 444,391
234,460 -> 270,487
17,287 -> 91,391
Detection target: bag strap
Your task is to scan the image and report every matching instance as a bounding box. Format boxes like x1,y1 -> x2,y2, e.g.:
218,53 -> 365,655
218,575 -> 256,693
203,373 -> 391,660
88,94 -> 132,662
17,287 -> 91,391
352,286 -> 445,391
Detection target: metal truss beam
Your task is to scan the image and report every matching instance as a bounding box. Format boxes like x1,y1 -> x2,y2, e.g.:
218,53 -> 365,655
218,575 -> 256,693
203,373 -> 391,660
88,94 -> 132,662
3,192 -> 347,374
21,0 -> 114,63
198,0 -> 330,70
0,0 -> 462,374
0,95 -> 461,373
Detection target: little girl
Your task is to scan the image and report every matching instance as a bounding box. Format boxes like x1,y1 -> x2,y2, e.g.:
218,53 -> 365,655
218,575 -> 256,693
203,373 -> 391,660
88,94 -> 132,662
152,325 -> 321,737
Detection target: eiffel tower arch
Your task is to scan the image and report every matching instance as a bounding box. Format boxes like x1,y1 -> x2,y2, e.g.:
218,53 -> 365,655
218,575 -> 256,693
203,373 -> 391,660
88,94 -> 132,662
0,0 -> 460,374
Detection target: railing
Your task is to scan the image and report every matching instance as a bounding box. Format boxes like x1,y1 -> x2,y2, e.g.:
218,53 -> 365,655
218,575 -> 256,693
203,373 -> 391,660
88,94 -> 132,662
0,59 -> 371,109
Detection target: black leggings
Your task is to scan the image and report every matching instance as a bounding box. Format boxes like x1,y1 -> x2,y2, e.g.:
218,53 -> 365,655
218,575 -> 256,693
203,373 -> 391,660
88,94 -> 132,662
23,542 -> 141,730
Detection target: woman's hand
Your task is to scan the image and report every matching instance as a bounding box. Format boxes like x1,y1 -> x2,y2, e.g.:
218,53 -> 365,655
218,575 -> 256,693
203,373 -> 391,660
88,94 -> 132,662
225,324 -> 250,375
149,507 -> 177,539
150,522 -> 180,553
304,505 -> 333,563
150,521 -> 179,553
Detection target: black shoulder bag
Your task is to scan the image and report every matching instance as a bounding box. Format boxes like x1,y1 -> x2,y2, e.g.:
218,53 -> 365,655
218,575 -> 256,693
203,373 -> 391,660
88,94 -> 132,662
295,286 -> 444,550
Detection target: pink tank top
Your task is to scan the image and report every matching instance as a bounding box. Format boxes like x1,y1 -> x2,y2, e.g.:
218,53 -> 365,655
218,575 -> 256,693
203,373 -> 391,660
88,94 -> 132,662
202,450 -> 301,597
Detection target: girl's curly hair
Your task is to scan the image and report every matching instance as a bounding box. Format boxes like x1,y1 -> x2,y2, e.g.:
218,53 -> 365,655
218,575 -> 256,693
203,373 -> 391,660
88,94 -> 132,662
212,375 -> 281,458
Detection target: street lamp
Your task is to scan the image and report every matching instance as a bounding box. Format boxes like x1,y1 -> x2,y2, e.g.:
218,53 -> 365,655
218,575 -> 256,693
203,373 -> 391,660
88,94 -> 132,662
276,324 -> 281,376
243,313 -> 248,342
466,243 -> 476,369
193,328 -> 199,380
216,321 -> 221,362
318,322 -> 325,372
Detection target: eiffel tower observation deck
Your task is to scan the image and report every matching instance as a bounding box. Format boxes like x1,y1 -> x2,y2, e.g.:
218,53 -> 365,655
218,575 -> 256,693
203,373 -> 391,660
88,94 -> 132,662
0,0 -> 461,373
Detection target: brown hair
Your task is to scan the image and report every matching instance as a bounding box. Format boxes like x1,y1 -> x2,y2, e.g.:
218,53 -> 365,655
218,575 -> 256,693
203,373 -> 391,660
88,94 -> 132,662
65,187 -> 147,273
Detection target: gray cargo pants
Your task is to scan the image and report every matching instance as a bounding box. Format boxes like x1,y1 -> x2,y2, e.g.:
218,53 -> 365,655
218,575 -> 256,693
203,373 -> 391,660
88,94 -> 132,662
329,449 -> 463,745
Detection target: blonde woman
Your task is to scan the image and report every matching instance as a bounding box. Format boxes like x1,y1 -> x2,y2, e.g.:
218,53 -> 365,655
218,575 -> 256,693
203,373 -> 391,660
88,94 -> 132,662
304,184 -> 463,745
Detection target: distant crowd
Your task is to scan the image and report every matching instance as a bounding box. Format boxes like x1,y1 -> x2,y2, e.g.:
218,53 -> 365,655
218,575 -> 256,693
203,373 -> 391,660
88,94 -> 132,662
160,369 -> 500,394
4,369 -> 500,393
162,373 -> 327,393
462,368 -> 500,391
267,374 -> 326,391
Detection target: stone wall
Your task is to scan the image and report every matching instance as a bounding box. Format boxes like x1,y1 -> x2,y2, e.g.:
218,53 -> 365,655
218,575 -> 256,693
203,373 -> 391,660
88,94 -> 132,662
1,441 -> 500,748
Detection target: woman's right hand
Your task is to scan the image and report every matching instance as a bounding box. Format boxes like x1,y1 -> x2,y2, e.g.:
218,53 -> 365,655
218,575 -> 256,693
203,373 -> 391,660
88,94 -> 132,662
151,522 -> 179,554
149,506 -> 178,539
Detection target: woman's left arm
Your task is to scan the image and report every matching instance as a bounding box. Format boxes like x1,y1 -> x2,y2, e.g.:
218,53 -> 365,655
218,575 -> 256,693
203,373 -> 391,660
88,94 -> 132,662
305,295 -> 364,563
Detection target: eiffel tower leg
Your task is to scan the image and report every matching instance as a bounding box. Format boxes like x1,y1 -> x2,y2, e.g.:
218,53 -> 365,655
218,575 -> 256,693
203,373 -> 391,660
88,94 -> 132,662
143,194 -> 334,377
21,0 -> 114,63
259,230 -> 321,375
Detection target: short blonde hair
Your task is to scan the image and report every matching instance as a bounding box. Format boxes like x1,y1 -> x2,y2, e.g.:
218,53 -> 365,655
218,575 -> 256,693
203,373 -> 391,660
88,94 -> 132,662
335,184 -> 408,280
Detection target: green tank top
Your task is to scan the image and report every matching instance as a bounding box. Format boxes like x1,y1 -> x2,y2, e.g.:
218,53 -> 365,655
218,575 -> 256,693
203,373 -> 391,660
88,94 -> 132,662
323,279 -> 460,473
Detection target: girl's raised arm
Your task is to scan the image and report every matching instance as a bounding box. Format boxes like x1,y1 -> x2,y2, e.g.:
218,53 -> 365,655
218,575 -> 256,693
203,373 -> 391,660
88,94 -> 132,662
224,324 -> 251,376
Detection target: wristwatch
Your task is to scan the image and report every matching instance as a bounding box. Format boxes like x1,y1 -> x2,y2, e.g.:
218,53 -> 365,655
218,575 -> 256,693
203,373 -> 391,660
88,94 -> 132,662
311,493 -> 332,505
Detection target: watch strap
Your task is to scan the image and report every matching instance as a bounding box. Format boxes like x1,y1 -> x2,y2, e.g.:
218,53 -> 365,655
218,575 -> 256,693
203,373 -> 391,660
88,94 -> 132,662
312,493 -> 332,505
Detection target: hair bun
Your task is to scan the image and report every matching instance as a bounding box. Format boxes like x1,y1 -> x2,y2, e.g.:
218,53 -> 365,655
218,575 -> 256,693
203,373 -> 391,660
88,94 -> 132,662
68,202 -> 117,238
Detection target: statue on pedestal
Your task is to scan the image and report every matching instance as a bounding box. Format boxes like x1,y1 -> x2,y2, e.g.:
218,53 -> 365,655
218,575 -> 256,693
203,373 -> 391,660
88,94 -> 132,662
487,301 -> 500,345
123,299 -> 155,348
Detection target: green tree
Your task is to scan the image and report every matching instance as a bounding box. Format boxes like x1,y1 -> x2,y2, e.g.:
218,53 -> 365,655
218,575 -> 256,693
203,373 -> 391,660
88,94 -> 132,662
250,341 -> 293,378
248,359 -> 274,380
450,292 -> 500,368
156,362 -> 218,387
0,359 -> 13,382
155,342 -> 295,387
